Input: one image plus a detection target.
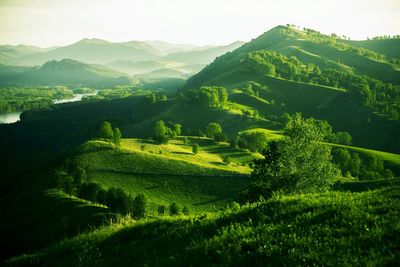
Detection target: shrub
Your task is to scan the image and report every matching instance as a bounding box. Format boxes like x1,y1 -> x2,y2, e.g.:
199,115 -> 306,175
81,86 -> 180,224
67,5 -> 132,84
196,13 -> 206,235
192,144 -> 199,154
169,203 -> 180,216
157,205 -> 167,215
132,193 -> 147,219
182,206 -> 191,215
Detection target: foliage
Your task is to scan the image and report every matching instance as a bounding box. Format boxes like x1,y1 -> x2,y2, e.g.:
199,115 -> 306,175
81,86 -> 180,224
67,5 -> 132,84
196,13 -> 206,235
157,205 -> 167,215
192,144 -> 199,154
243,49 -> 400,120
153,120 -> 183,143
113,128 -> 122,147
100,121 -> 114,140
242,113 -> 339,201
236,131 -> 269,152
9,186 -> 400,266
132,193 -> 147,219
206,122 -> 224,141
332,147 -> 395,179
0,86 -> 74,112
169,202 -> 180,216
183,86 -> 228,108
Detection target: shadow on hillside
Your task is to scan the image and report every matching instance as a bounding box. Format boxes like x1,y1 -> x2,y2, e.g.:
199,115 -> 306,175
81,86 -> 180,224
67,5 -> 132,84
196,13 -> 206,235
77,145 -> 114,155
333,178 -> 400,192
171,151 -> 194,155
193,197 -> 225,206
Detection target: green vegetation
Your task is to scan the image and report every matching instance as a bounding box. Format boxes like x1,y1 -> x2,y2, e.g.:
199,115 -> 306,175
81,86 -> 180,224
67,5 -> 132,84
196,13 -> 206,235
0,86 -> 74,112
0,59 -> 136,87
8,185 -> 400,266
241,114 -> 339,202
1,24 -> 400,265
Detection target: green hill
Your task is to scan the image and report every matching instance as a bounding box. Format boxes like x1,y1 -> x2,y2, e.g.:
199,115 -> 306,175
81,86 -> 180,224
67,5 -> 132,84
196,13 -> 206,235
183,26 -> 400,153
8,184 -> 400,266
346,38 -> 400,59
0,59 -> 136,87
73,138 -> 254,212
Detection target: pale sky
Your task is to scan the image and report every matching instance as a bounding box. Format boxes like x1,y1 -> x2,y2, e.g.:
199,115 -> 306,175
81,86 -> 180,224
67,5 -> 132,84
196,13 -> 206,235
0,0 -> 399,47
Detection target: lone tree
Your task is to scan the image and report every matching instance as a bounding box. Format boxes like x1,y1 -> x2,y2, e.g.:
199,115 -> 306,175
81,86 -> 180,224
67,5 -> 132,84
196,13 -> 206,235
206,122 -> 224,141
241,113 -> 339,202
132,193 -> 147,219
100,121 -> 113,140
113,127 -> 122,147
154,120 -> 169,144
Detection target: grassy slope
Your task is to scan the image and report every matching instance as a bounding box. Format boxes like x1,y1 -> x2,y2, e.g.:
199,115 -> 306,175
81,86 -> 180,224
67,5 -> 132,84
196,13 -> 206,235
183,26 -> 400,153
75,139 -> 256,212
9,184 -> 400,266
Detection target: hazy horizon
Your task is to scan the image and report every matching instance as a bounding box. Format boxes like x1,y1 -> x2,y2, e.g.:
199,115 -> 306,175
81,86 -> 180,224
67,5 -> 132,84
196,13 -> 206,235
1,0 -> 400,47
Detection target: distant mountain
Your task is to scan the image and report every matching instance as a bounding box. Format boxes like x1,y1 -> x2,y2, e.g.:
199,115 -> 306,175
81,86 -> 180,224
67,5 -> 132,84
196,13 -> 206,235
0,44 -> 55,64
10,38 -> 162,66
142,41 -> 209,54
162,41 -> 245,64
0,59 -> 136,87
106,60 -> 167,75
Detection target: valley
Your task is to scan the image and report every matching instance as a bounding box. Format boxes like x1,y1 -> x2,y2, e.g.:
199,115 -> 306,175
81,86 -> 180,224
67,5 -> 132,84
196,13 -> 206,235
0,22 -> 399,266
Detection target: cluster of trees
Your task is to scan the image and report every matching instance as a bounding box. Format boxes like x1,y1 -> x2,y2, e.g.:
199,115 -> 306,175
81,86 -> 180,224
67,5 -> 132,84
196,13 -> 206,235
154,120 -> 182,143
79,183 -> 147,217
0,86 -> 74,112
142,92 -> 168,106
240,82 -> 269,98
300,28 -> 392,63
243,50 -> 400,120
231,131 -> 269,152
182,86 -> 228,108
332,148 -> 394,179
52,167 -> 148,217
157,203 -> 191,216
206,122 -> 227,142
240,113 -> 340,202
100,121 -> 122,147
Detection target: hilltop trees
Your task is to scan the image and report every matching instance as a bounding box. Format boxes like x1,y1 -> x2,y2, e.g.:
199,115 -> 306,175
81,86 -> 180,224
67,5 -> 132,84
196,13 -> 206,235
241,113 -> 339,202
183,86 -> 228,108
113,128 -> 122,147
100,121 -> 114,140
154,120 -> 183,143
99,121 -> 122,147
206,122 -> 227,142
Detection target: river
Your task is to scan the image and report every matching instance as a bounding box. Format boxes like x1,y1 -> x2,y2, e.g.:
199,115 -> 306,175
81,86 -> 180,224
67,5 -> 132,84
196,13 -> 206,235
0,91 -> 98,124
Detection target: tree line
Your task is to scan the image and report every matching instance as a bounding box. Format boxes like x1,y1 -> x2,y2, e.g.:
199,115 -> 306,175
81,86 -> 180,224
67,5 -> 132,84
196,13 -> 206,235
243,50 -> 400,120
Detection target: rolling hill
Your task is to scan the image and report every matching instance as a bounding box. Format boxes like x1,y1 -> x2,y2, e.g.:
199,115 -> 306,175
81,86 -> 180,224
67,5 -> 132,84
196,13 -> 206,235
0,59 -> 136,87
10,38 -> 163,66
0,44 -> 55,64
183,25 -> 400,153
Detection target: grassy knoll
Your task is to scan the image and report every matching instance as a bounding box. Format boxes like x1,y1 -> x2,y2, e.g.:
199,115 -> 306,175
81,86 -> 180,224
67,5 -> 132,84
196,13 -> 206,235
74,138 -> 257,212
9,185 -> 400,266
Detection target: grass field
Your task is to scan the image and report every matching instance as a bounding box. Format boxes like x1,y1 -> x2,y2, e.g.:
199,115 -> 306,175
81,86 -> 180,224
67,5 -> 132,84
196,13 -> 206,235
9,183 -> 400,266
74,138 -> 258,213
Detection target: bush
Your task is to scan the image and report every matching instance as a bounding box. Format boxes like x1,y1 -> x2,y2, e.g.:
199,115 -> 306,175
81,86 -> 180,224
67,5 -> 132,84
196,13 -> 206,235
106,187 -> 132,214
182,206 -> 191,215
169,203 -> 180,216
78,182 -> 102,202
132,193 -> 147,219
157,205 -> 167,215
192,144 -> 199,154
227,201 -> 240,211
223,156 -> 232,164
